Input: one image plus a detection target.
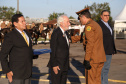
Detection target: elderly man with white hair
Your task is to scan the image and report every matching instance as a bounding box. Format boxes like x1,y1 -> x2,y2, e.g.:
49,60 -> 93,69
47,15 -> 70,84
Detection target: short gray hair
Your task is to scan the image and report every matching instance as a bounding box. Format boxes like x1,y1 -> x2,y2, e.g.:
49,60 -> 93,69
57,15 -> 68,27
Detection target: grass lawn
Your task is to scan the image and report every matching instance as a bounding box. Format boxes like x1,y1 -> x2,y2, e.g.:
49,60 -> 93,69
37,37 -> 49,41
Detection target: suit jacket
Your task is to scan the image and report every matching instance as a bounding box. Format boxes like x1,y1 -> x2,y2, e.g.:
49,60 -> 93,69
47,27 -> 69,71
98,20 -> 116,55
0,29 -> 33,79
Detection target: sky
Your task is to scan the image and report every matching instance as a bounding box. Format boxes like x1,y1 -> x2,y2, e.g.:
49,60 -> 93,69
0,0 -> 126,20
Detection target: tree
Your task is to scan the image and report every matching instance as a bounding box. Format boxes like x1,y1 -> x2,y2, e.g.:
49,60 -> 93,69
16,11 -> 23,15
26,16 -> 29,18
48,12 -> 65,21
0,6 -> 15,20
0,6 -> 23,21
69,16 -> 75,19
85,2 -> 112,23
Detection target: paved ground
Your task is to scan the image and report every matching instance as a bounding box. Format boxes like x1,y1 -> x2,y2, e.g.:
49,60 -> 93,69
0,39 -> 126,84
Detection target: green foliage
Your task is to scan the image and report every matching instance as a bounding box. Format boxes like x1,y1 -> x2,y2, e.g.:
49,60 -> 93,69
26,16 -> 29,18
0,6 -> 23,21
85,2 -> 113,22
69,16 -> 75,19
16,11 -> 23,15
0,6 -> 15,21
48,12 -> 75,21
48,12 -> 65,21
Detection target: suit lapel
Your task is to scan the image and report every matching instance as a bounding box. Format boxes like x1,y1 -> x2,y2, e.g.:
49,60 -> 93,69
108,23 -> 114,35
65,31 -> 69,40
14,29 -> 31,47
100,20 -> 112,35
14,29 -> 25,40
58,27 -> 69,47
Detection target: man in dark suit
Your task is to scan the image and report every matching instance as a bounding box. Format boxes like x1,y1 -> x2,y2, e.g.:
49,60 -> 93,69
0,14 -> 33,84
98,10 -> 116,84
47,15 -> 70,84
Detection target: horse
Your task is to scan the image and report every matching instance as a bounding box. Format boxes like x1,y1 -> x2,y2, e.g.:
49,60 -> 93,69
39,27 -> 50,43
67,29 -> 80,36
25,26 -> 40,45
67,29 -> 80,42
0,28 -> 11,45
26,25 -> 51,45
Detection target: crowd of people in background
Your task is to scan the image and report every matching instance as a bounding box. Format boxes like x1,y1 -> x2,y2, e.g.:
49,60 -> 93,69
0,21 -> 12,29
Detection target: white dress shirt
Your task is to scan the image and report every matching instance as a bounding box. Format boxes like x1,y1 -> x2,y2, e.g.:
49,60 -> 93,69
16,28 -> 29,44
101,19 -> 112,35
59,27 -> 69,46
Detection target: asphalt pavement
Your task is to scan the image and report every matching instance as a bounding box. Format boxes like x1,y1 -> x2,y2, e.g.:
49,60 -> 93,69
0,39 -> 126,84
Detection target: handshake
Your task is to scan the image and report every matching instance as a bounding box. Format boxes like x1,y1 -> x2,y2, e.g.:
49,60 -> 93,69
83,60 -> 91,70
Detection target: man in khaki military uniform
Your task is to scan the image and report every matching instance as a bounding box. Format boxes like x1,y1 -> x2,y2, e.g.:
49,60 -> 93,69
7,21 -> 12,28
31,22 -> 35,29
39,23 -> 44,33
71,8 -> 106,84
26,23 -> 31,29
1,21 -> 7,29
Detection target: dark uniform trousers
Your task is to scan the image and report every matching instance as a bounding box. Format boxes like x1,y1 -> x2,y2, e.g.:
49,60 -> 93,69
51,69 -> 68,84
9,78 -> 31,84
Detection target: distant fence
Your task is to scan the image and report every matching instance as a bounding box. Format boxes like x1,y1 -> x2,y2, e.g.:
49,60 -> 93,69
114,27 -> 126,39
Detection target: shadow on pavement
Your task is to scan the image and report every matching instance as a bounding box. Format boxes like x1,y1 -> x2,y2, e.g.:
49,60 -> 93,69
0,71 -> 3,77
117,50 -> 126,54
31,66 -> 40,84
46,58 -> 86,84
68,58 -> 85,83
47,68 -> 51,84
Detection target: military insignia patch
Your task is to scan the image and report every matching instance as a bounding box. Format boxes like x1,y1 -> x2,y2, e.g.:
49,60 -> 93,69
86,26 -> 91,31
83,33 -> 85,36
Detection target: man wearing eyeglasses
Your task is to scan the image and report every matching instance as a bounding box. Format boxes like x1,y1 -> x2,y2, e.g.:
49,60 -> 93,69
98,10 -> 117,84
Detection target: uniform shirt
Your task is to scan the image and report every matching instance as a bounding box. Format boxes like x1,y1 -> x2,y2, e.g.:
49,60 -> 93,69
26,25 -> 31,29
31,24 -> 35,28
7,23 -> 12,28
39,24 -> 44,33
1,23 -> 6,28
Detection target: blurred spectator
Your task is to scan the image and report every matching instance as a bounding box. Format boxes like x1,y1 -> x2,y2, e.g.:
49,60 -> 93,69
7,21 -> 12,28
1,21 -> 7,29
31,22 -> 35,28
26,23 -> 31,29
39,23 -> 44,33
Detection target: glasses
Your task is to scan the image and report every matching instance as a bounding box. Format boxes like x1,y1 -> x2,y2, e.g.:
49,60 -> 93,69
103,15 -> 110,17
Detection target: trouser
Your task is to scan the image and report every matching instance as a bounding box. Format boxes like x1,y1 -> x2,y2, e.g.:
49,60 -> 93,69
85,62 -> 104,84
9,78 -> 31,84
51,69 -> 68,84
101,55 -> 112,84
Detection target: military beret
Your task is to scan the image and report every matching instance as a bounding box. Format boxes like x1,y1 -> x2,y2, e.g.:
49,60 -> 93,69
76,8 -> 89,16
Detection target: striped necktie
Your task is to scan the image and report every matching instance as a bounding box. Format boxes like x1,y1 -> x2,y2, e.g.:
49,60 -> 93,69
22,32 -> 29,46
64,32 -> 69,46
